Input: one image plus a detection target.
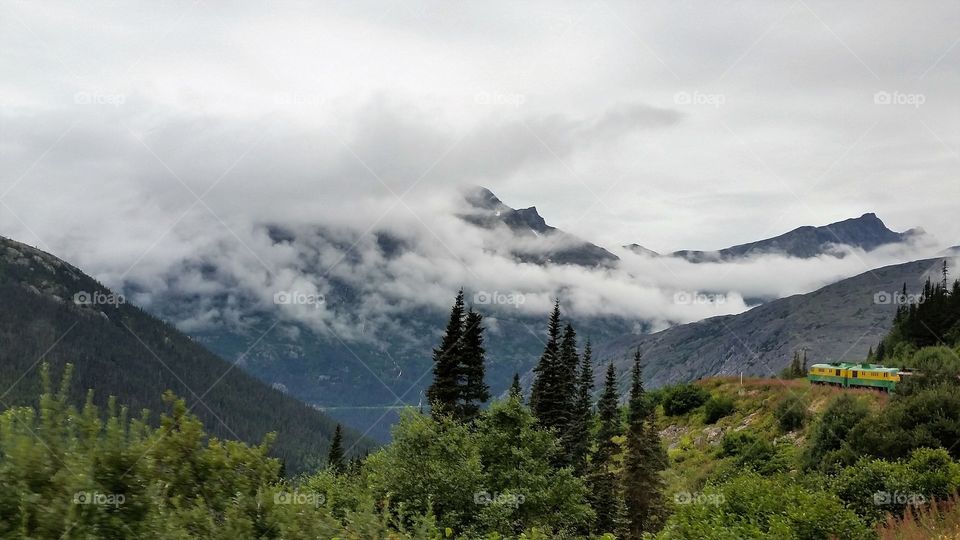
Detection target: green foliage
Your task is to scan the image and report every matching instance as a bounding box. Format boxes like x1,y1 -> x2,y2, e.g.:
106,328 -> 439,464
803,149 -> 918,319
833,448 -> 960,523
803,393 -> 870,471
0,365 -> 411,539
774,393 -> 808,432
327,424 -> 345,473
461,309 -> 492,422
718,431 -> 787,475
530,302 -> 577,458
703,396 -> 735,424
879,271 -> 960,356
427,291 -> 492,422
623,350 -> 667,536
661,384 -> 710,416
364,399 -> 594,537
658,473 -> 872,540
846,383 -> 960,461
780,350 -> 807,379
569,339 -> 594,475
590,363 -> 623,535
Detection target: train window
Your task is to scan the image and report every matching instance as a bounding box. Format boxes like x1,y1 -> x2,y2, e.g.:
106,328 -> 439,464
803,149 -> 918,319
852,371 -> 858,378
835,369 -> 841,376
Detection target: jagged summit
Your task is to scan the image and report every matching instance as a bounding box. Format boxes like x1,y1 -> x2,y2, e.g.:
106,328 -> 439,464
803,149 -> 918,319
461,186 -> 619,267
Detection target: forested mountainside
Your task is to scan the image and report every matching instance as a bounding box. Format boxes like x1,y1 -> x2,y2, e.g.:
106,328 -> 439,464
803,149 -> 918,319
0,236 -> 374,473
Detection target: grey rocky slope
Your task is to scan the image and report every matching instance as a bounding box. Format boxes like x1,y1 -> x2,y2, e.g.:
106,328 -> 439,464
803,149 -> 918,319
593,257 -> 954,389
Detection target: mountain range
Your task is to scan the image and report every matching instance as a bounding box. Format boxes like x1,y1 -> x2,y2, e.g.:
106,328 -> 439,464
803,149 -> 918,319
144,189 -> 948,438
5,187 -> 945,443
0,236 -> 374,473
627,212 -> 923,262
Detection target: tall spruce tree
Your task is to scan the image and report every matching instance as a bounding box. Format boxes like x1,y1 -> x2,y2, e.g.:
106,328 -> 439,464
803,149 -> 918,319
530,300 -> 566,431
623,349 -> 666,537
327,423 -> 346,474
570,338 -> 595,475
426,290 -> 465,416
509,372 -> 523,400
555,322 -> 580,464
591,363 -> 623,534
459,308 -> 490,421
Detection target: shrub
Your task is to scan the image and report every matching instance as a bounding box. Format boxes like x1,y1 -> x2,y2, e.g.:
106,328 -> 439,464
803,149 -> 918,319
774,393 -> 808,432
658,473 -> 872,539
703,396 -> 735,424
833,448 -> 960,523
661,384 -> 710,416
804,393 -> 870,470
719,430 -> 787,475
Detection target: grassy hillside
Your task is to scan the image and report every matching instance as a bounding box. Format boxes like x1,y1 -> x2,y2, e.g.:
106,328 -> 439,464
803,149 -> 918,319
654,377 -> 890,496
0,236 -> 376,473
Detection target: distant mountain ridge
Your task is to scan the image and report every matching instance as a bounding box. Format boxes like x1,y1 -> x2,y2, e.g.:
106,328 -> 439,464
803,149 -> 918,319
670,213 -> 923,262
462,186 -> 619,267
0,235 -> 375,473
594,256 -> 953,391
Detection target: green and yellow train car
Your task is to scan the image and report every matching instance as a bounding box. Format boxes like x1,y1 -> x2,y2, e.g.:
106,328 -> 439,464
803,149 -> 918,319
808,362 -> 901,392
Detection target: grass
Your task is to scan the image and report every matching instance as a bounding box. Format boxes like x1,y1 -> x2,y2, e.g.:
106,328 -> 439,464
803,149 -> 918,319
877,493 -> 960,539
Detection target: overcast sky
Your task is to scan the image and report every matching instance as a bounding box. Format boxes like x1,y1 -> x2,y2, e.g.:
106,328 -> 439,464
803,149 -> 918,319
1,1 -> 958,330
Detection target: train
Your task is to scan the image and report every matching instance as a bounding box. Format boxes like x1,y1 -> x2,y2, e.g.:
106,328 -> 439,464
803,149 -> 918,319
807,362 -> 907,392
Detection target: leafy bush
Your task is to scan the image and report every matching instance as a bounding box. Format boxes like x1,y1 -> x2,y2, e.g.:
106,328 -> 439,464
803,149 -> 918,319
844,386 -> 960,462
658,473 -> 872,539
774,393 -> 808,432
804,393 -> 870,471
363,398 -> 594,537
718,430 -> 787,475
703,396 -> 735,424
0,365 -> 413,539
661,384 -> 710,416
833,448 -> 960,523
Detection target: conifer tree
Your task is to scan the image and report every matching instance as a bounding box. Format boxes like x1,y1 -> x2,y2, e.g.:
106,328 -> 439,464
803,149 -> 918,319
328,423 -> 346,473
509,372 -> 523,400
530,300 -> 566,431
623,349 -> 666,537
591,363 -> 623,534
426,290 -> 465,416
570,338 -> 595,475
459,308 -> 490,421
555,322 -> 580,464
